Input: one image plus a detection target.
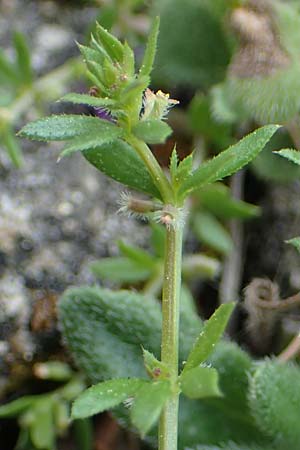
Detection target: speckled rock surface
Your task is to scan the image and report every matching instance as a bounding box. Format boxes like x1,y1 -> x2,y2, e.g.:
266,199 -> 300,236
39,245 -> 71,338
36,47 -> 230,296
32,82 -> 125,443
0,0 -> 149,398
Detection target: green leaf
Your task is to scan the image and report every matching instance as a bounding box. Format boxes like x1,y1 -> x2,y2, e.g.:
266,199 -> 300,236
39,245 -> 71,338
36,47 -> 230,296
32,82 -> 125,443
197,183 -> 260,220
13,31 -> 33,85
169,146 -> 179,182
90,257 -> 151,283
59,286 -> 203,384
95,23 -> 124,62
130,380 -> 171,436
72,378 -> 146,419
18,114 -> 120,142
83,139 -> 161,198
0,48 -> 18,84
58,125 -> 123,160
133,119 -> 172,144
179,125 -> 280,198
1,128 -> 24,168
274,148 -> 300,166
122,41 -> 135,77
59,93 -> 116,108
192,211 -> 233,255
118,240 -> 156,269
175,153 -> 194,185
285,236 -> 300,254
180,366 -> 222,399
0,396 -> 37,418
29,400 -> 55,450
142,348 -> 170,379
59,287 -> 162,382
182,303 -> 235,374
249,361 -> 300,447
139,16 -> 160,78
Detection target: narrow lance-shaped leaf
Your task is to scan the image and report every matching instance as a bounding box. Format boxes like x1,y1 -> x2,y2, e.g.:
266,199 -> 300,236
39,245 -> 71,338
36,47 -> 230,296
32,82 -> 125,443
59,93 -> 117,108
182,302 -> 235,374
139,16 -> 160,78
179,366 -> 222,399
18,114 -> 121,142
13,31 -> 33,85
72,378 -> 147,420
118,240 -> 157,268
95,22 -> 124,62
179,125 -> 280,198
274,148 -> 300,166
130,380 -> 171,436
90,257 -> 152,283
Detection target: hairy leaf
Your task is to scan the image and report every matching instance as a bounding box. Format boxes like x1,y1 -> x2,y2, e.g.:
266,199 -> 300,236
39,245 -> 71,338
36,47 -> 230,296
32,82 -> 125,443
83,139 -> 161,198
275,148 -> 300,165
59,93 -> 116,108
131,380 -> 171,435
249,361 -> 300,447
179,125 -> 280,198
182,303 -> 235,374
19,114 -> 120,142
133,119 -> 172,144
72,378 -> 146,419
180,366 -> 222,399
139,16 -> 160,78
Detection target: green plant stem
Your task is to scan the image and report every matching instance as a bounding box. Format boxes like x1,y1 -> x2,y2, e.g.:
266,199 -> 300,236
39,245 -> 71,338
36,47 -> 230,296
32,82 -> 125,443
126,134 -> 173,203
159,218 -> 184,450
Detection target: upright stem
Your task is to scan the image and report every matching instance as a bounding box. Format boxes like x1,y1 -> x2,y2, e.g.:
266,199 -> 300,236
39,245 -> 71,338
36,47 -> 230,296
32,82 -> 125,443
159,218 -> 184,450
125,135 -> 173,204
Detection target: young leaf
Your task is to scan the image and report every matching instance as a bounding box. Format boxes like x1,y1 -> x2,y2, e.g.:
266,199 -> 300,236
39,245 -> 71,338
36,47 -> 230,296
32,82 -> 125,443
59,93 -> 116,108
13,31 -> 33,85
182,303 -> 235,374
285,236 -> 300,254
130,380 -> 171,436
95,23 -> 124,62
18,114 -> 120,142
122,41 -> 135,77
142,348 -> 170,379
90,257 -> 151,283
197,183 -> 260,220
274,148 -> 300,165
192,211 -> 233,255
83,139 -> 161,199
179,366 -> 222,399
139,16 -> 160,78
133,119 -> 172,144
179,125 -> 280,198
72,378 -> 146,419
169,146 -> 179,182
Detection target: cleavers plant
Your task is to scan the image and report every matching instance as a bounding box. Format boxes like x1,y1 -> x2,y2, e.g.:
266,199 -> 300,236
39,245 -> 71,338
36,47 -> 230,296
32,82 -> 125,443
19,18 -> 279,450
